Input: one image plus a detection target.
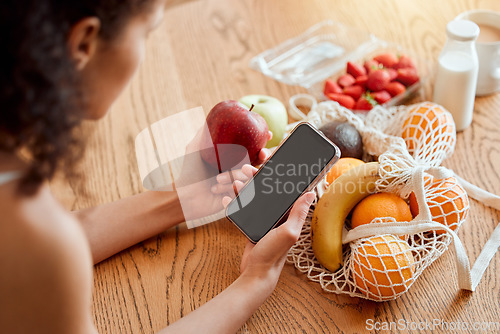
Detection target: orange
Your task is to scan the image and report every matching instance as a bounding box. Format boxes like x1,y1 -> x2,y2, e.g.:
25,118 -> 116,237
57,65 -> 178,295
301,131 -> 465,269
326,158 -> 365,185
401,102 -> 455,156
352,235 -> 415,299
351,192 -> 413,230
409,175 -> 469,234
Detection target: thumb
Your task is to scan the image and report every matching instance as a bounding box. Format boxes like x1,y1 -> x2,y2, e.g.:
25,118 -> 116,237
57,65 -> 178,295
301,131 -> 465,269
255,192 -> 316,257
282,192 -> 315,236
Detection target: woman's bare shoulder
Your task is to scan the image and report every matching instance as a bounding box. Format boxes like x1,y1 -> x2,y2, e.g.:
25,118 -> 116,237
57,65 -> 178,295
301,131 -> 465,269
0,183 -> 96,334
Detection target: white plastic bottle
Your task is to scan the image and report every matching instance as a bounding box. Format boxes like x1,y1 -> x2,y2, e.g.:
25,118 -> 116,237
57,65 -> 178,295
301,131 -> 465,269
433,20 -> 479,132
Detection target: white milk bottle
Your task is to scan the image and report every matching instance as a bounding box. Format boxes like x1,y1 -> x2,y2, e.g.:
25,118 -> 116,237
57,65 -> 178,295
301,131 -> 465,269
433,20 -> 479,131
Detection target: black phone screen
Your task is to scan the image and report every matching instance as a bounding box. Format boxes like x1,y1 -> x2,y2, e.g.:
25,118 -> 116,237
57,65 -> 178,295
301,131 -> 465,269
226,123 -> 339,243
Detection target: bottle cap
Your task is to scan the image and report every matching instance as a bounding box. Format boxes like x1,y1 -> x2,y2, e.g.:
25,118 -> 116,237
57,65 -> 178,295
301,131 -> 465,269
446,20 -> 480,41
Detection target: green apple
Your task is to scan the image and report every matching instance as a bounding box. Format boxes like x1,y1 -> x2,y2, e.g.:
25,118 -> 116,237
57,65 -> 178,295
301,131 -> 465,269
239,95 -> 288,148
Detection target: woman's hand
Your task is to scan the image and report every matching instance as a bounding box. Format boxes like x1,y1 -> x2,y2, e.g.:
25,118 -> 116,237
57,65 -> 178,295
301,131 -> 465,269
219,181 -> 315,294
216,157 -> 315,292
238,193 -> 315,291
161,168 -> 315,334
174,128 -> 272,222
210,163 -> 259,201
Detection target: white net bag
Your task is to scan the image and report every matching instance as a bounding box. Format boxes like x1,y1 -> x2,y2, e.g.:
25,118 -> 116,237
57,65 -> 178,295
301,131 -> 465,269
287,100 -> 499,301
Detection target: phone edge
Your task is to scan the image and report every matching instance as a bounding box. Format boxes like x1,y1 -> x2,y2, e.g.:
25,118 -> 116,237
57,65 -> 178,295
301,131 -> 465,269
225,121 -> 341,244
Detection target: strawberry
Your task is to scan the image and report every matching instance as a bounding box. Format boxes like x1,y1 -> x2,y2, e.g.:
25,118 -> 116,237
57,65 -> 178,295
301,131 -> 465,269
355,95 -> 375,111
346,61 -> 367,78
386,81 -> 406,97
326,93 -> 355,109
397,68 -> 419,86
373,53 -> 398,68
343,85 -> 364,101
387,68 -> 398,81
371,90 -> 392,104
364,59 -> 380,74
393,54 -> 416,70
324,79 -> 343,95
337,74 -> 356,88
366,69 -> 391,92
355,75 -> 368,88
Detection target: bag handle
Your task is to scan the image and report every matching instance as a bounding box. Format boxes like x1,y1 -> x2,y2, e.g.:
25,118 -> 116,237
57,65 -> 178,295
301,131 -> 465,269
453,174 -> 500,291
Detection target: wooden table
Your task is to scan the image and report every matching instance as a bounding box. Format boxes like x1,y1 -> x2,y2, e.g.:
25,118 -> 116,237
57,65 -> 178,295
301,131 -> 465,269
52,0 -> 500,332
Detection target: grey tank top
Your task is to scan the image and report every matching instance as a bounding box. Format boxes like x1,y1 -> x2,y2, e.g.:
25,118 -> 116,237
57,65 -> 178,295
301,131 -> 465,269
0,171 -> 22,186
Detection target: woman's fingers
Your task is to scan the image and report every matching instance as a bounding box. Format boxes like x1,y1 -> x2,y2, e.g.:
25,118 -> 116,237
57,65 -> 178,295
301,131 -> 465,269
222,196 -> 232,208
233,180 -> 245,194
251,192 -> 315,260
213,165 -> 258,195
211,178 -> 246,195
242,164 -> 258,178
282,192 -> 315,233
257,148 -> 271,164
272,192 -> 315,246
220,181 -> 246,207
211,183 -> 233,195
236,193 -> 315,277
216,168 -> 252,185
253,131 -> 271,164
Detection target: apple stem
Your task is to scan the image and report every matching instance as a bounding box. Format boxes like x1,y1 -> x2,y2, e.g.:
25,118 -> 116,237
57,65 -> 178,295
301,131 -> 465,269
249,104 -> 255,112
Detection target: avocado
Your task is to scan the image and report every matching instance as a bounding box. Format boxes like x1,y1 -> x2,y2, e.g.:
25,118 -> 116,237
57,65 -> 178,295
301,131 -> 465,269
319,121 -> 363,159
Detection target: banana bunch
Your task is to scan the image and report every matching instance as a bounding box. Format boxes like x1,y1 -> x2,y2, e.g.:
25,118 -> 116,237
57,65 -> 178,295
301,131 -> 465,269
311,162 -> 380,272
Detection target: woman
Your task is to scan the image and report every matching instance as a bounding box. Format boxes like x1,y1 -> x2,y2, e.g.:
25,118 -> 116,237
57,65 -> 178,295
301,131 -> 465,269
0,0 -> 315,333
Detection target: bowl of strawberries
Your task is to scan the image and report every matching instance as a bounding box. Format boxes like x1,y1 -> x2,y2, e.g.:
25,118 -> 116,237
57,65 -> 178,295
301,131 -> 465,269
321,50 -> 424,112
250,20 -> 431,114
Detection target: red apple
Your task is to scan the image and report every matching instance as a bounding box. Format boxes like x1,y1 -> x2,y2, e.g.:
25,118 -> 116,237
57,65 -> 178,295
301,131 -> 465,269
201,100 -> 269,171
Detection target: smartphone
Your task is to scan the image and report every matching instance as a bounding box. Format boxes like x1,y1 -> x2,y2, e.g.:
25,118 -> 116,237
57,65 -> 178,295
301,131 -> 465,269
225,122 -> 340,243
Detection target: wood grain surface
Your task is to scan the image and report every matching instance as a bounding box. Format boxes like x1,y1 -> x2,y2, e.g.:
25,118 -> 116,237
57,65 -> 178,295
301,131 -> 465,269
50,0 -> 500,333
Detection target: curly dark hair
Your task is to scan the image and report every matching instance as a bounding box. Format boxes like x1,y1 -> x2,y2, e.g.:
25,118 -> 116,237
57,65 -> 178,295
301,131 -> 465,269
0,0 -> 154,195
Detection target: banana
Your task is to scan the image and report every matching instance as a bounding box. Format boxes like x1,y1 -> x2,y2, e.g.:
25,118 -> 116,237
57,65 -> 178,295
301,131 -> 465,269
311,162 -> 380,272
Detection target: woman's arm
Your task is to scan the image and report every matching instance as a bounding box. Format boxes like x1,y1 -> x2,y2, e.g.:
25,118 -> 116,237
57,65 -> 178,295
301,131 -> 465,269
75,190 -> 184,264
76,152 -> 268,264
159,274 -> 273,334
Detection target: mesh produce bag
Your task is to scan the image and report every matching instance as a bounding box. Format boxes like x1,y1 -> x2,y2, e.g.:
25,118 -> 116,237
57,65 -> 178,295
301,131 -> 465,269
287,101 -> 500,301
